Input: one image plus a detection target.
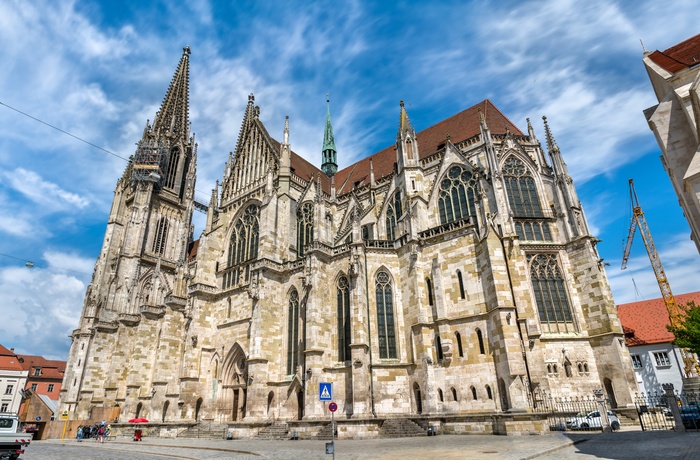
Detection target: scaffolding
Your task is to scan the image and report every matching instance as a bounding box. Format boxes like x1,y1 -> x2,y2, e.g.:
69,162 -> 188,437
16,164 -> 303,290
131,139 -> 167,187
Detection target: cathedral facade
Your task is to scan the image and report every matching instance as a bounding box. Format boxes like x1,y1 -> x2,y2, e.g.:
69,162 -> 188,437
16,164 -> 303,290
59,48 -> 638,430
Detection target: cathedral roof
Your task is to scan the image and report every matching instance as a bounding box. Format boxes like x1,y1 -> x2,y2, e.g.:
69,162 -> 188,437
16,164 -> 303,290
647,33 -> 700,74
288,98 -> 523,195
617,291 -> 700,346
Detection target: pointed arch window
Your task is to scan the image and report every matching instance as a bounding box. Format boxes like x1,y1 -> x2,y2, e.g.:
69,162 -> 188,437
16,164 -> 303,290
436,334 -> 443,361
528,254 -> 575,333
426,278 -> 434,306
165,147 -> 180,189
287,289 -> 300,375
503,157 -> 551,241
152,217 -> 169,255
337,276 -> 351,362
476,329 -> 485,355
457,270 -> 465,299
386,190 -> 403,241
376,271 -> 397,359
455,331 -> 464,357
224,204 -> 260,288
297,202 -> 314,257
438,165 -> 478,225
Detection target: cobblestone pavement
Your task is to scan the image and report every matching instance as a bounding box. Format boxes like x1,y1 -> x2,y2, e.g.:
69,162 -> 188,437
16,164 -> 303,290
19,430 -> 700,460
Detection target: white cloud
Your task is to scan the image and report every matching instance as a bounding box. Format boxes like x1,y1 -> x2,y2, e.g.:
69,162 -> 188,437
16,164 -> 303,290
1,168 -> 90,210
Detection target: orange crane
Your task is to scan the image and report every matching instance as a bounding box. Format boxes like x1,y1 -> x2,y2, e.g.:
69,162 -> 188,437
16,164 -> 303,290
621,179 -> 697,378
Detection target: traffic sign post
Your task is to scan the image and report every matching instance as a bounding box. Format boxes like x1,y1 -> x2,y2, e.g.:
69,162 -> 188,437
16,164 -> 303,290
327,401 -> 338,459
60,410 -> 69,442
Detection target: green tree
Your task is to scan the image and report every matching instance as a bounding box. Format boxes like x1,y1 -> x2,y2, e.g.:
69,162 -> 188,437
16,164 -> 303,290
667,301 -> 700,355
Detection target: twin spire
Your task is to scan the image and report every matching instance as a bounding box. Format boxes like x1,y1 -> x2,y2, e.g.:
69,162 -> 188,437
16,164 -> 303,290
151,46 -> 191,139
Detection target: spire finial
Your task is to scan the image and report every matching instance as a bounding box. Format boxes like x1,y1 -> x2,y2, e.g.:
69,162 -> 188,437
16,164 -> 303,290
151,47 -> 191,137
398,100 -> 413,136
183,45 -> 191,55
542,115 -> 560,153
284,115 -> 289,145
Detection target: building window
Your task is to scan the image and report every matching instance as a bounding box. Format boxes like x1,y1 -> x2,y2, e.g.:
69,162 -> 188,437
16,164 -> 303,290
451,387 -> 458,401
337,276 -> 351,362
438,388 -> 444,402
30,384 -> 37,391
528,254 -> 575,333
0,403 -> 8,412
436,335 -> 444,361
376,271 -> 397,359
476,329 -> 485,355
287,289 -> 300,375
653,351 -> 671,367
503,157 -> 544,218
4,384 -> 13,395
152,217 -> 169,255
224,204 -> 260,288
486,385 -> 493,400
297,202 -> 314,257
457,270 -> 465,299
471,386 -> 477,400
386,191 -> 403,241
438,165 -> 478,225
34,368 -> 41,377
455,332 -> 464,357
48,384 -> 55,392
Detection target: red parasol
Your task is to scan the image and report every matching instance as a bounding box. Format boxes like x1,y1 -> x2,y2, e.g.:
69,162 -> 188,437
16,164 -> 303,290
128,418 -> 149,423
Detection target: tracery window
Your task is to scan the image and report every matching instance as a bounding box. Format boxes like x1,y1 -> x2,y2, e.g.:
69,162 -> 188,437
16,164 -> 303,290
152,217 -> 168,255
438,165 -> 478,225
528,254 -> 575,333
503,157 -> 552,241
287,289 -> 300,375
376,271 -> 397,359
337,276 -> 351,362
386,191 -> 403,241
297,202 -> 314,257
224,204 -> 260,288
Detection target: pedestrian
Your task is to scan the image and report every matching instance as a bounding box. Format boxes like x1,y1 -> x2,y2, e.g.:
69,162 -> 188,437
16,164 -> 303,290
97,424 -> 105,443
77,426 -> 83,442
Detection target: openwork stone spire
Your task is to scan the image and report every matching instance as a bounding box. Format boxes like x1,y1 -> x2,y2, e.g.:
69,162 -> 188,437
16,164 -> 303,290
151,46 -> 191,138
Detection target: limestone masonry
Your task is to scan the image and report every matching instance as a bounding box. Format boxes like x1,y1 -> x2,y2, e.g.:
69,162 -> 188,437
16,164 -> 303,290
59,47 -> 638,433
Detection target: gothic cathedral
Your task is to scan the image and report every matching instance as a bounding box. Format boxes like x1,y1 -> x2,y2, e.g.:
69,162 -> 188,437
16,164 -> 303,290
59,48 -> 638,432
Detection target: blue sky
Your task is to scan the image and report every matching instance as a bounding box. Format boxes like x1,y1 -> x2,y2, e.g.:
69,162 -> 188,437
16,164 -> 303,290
0,0 -> 698,359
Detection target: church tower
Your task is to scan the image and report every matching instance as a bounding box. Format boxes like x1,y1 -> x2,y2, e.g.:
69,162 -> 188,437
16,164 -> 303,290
59,47 -> 196,420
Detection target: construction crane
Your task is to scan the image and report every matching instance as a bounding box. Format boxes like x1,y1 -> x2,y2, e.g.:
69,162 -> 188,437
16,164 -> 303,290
621,178 -> 698,378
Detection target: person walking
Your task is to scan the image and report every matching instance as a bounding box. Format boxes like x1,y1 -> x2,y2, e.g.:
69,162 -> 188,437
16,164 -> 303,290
77,426 -> 83,442
97,424 -> 105,443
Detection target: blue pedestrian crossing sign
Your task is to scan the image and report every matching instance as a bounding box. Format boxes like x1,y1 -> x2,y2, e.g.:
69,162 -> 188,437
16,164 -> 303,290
319,382 -> 332,401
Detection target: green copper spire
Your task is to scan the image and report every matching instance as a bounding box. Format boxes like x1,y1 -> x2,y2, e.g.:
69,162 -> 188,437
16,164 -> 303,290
322,95 -> 338,177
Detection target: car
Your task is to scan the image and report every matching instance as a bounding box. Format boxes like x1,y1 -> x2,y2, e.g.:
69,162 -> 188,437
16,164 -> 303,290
566,410 -> 621,431
679,406 -> 700,429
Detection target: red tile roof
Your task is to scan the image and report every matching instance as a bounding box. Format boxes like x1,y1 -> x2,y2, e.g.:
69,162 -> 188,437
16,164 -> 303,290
617,291 -> 700,346
286,99 -> 523,195
16,355 -> 66,380
648,33 -> 700,74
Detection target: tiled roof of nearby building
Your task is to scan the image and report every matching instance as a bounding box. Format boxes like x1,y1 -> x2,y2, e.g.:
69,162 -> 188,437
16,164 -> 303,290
0,344 -> 15,356
648,33 -> 700,74
617,291 -> 700,346
17,354 -> 66,380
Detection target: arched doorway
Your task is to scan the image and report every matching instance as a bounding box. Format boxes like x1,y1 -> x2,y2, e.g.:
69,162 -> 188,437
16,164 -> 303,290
297,390 -> 304,420
221,343 -> 248,422
195,398 -> 203,421
498,378 -> 509,411
413,383 -> 422,414
162,401 -> 169,423
604,378 -> 617,409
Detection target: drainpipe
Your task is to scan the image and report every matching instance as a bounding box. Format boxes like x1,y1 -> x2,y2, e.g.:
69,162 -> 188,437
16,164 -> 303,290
363,248 -> 376,417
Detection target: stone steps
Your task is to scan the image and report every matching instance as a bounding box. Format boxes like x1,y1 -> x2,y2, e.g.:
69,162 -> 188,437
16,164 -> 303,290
177,423 -> 228,440
257,422 -> 290,440
379,418 -> 427,438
